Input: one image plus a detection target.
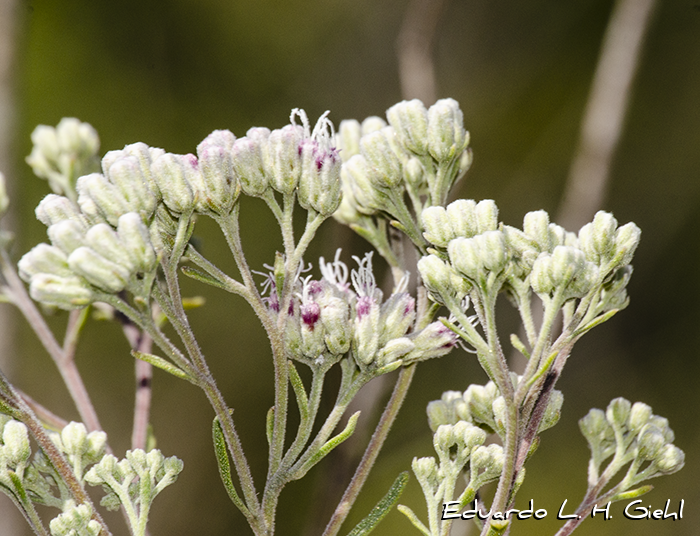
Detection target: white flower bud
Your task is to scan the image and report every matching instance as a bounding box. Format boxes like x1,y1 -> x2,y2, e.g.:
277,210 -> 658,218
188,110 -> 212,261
412,456 -> 439,489
231,129 -> 270,197
61,422 -> 88,456
104,155 -> 158,219
380,292 -> 416,343
548,246 -> 588,289
163,454 -> 184,476
298,138 -> 342,215
267,124 -> 304,196
28,274 -> 94,309
336,119 -> 362,161
2,420 -> 31,466
464,383 -> 498,430
151,153 -> 197,214
386,99 -> 429,155
18,244 -> 73,281
628,402 -> 653,433
117,213 -> 157,273
653,444 -> 685,474
427,392 -> 461,431
492,396 -> 506,436
530,253 -> 554,296
446,199 -> 478,238
404,321 -> 458,363
421,206 -> 453,247
476,231 -> 508,273
427,98 -> 469,162
648,416 -> 674,443
614,222 -> 641,266
469,444 -> 504,484
85,223 -> 134,272
448,237 -> 481,281
434,424 -> 455,453
455,421 -> 487,452
196,130 -> 238,214
361,116 -> 387,134
36,194 -> 85,227
579,408 -> 610,445
637,425 -> 666,461
320,297 -> 351,355
590,211 -> 618,258
55,118 -> 99,158
103,142 -> 163,196
359,128 -> 402,189
344,155 -> 388,214
85,431 -> 107,462
49,502 -> 100,536
68,247 -> 131,293
606,397 -> 631,430
48,220 -> 85,254
126,449 -> 148,474
474,199 -> 498,233
377,337 -> 415,365
405,157 -> 425,190
352,296 -> 381,367
76,173 -> 130,225
523,210 -> 551,250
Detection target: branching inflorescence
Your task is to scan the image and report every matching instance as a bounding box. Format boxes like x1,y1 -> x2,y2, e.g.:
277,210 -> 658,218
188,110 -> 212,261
0,99 -> 684,536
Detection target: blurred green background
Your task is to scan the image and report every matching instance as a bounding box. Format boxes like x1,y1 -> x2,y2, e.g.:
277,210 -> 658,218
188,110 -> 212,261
2,0 -> 699,535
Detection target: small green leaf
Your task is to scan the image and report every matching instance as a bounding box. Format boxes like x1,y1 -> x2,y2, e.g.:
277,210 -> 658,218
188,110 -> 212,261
298,412 -> 360,477
212,417 -> 249,516
288,361 -> 309,423
346,472 -> 409,536
509,333 -> 530,360
132,351 -> 193,383
610,485 -> 653,502
181,266 -> 228,290
574,309 -> 619,337
266,407 -> 275,447
397,505 -> 430,536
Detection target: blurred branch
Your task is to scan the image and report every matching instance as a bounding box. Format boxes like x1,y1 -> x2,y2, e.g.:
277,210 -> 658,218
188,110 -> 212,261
0,0 -> 22,533
396,0 -> 449,104
556,0 -> 658,230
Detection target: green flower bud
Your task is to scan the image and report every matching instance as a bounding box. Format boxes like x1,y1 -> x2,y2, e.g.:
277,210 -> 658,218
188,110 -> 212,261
163,454 -> 184,477
61,422 -> 88,456
477,231 -> 508,273
446,199 -> 478,238
548,246 -> 594,294
104,155 -> 158,219
361,116 -> 387,134
49,502 -> 101,536
298,139 -> 342,215
606,397 -> 632,430
418,254 -> 467,305
85,431 -> 107,462
352,298 -> 381,367
117,213 -> 157,274
469,444 -> 504,485
530,253 -> 554,296
434,424 -> 455,453
376,337 -> 415,366
85,223 -> 134,272
379,292 -> 416,343
614,222 -> 641,266
386,99 -> 429,155
0,172 -> 8,219
579,408 -> 611,446
68,247 -> 130,293
427,391 -> 463,431
2,420 -> 31,466
448,237 -> 481,281
412,456 -> 439,489
648,416 -> 674,443
405,157 -> 425,191
196,130 -> 238,215
422,206 -> 453,247
590,211 -> 618,258
538,390 -> 564,433
637,425 -> 666,461
126,449 -> 148,474
28,274 -> 94,309
336,119 -> 362,161
151,153 -> 197,214
454,421 -> 487,453
48,220 -> 86,254
475,199 -> 498,233
427,98 -> 469,162
523,210 -> 550,250
653,444 -> 685,475
628,402 -> 653,433
404,321 -> 458,363
146,449 -> 165,477
232,129 -> 270,197
344,155 -> 388,214
84,453 -> 118,485
76,173 -> 130,226
267,124 -> 304,195
359,128 -> 402,189
18,244 -> 73,281
492,396 -> 506,436
36,194 -> 86,228
464,383 -> 498,431
102,142 -> 163,198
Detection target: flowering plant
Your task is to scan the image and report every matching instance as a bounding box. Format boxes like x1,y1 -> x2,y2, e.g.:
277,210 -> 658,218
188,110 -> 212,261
0,99 -> 684,536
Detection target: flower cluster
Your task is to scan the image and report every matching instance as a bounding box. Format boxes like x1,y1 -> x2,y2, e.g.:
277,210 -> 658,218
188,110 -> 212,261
266,251 -> 457,371
334,99 -> 473,249
580,398 -> 685,490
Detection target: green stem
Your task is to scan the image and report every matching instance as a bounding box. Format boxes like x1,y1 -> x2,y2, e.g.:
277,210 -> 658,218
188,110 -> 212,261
322,365 -> 417,536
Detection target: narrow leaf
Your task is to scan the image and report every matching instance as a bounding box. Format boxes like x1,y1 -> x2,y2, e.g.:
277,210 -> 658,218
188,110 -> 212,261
288,361 -> 309,423
397,505 -> 430,536
181,266 -> 228,290
266,407 -> 275,447
509,333 -> 530,360
212,417 -> 249,516
610,484 -> 653,502
300,411 -> 360,475
132,351 -> 192,382
346,472 -> 409,536
574,309 -> 619,337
